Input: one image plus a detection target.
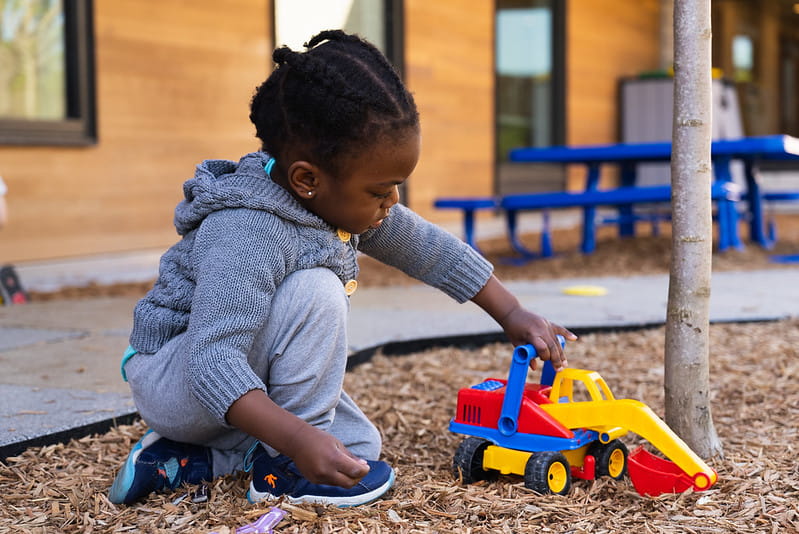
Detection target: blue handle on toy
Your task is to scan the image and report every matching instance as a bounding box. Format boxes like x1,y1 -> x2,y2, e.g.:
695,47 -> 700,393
498,335 -> 565,436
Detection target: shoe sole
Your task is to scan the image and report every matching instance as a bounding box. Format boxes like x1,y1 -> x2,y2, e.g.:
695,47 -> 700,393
108,429 -> 160,504
247,469 -> 395,508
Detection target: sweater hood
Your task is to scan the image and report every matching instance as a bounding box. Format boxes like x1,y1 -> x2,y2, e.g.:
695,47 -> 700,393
174,152 -> 329,236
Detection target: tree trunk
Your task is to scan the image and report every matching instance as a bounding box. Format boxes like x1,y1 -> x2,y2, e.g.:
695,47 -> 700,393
665,0 -> 723,459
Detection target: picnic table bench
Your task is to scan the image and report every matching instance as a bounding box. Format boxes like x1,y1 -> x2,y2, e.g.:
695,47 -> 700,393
435,135 -> 799,258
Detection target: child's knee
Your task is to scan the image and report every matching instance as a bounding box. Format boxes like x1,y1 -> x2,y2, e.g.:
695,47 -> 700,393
349,421 -> 383,461
278,268 -> 349,320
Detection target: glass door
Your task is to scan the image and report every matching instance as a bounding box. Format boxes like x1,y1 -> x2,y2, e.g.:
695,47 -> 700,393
495,0 -> 565,194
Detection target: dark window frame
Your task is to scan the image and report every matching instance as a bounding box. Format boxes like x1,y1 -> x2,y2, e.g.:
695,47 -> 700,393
494,0 -> 566,154
551,0 -> 566,146
384,0 -> 405,77
0,0 -> 97,146
493,0 -> 567,195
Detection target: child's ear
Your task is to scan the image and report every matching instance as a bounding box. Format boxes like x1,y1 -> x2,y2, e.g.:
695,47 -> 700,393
286,161 -> 319,198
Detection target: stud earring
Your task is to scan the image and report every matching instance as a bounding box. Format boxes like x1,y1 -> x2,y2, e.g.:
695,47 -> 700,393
307,191 -> 313,196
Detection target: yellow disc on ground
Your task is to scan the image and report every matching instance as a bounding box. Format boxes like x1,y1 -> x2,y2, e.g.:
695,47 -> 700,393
561,285 -> 608,296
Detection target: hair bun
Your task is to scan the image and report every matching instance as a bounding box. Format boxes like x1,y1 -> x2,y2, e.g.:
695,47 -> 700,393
272,46 -> 294,65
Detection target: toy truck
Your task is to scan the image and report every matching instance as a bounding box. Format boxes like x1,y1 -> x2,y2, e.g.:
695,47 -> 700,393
449,341 -> 718,496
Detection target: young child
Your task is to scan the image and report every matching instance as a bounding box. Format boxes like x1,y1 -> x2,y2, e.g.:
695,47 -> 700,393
109,30 -> 576,507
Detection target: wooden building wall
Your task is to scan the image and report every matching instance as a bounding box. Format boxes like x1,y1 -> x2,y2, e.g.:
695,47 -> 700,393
0,0 -> 271,263
566,0 -> 661,188
403,1 -> 495,220
0,0 -> 663,264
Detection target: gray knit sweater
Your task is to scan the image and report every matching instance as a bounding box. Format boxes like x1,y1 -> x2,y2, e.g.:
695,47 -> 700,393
129,151 -> 493,425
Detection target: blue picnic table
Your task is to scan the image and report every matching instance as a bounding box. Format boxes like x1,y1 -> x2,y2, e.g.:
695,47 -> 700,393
509,134 -> 799,251
435,135 -> 799,259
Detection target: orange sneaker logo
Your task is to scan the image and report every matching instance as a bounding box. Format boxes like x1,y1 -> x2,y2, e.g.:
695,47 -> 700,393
263,473 -> 278,488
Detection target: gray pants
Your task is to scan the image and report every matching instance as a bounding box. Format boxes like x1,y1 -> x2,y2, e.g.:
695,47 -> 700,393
124,268 -> 381,477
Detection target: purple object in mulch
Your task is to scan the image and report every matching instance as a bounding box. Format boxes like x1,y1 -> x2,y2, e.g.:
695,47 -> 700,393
235,507 -> 288,534
207,507 -> 288,534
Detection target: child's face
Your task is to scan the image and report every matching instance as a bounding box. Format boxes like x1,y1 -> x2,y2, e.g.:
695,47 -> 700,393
311,132 -> 420,234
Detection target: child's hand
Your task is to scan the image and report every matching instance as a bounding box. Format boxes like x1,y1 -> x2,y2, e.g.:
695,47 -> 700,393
226,390 -> 370,488
471,275 -> 577,372
499,306 -> 577,371
289,425 -> 370,488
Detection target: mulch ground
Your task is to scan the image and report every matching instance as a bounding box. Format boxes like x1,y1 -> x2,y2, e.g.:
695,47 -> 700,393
3,214 -> 798,533
2,321 -> 797,533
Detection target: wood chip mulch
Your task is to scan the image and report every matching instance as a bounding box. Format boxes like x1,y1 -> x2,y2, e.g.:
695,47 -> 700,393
2,320 -> 797,533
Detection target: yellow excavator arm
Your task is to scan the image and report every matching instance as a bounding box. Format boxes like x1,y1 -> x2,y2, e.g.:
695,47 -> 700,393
541,369 -> 717,488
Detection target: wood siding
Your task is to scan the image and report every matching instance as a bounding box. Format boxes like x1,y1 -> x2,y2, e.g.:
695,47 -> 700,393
0,0 -> 271,263
404,0 -> 495,223
0,0 -> 666,263
566,0 -> 661,188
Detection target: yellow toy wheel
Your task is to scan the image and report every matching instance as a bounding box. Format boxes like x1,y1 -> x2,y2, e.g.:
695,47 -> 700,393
588,439 -> 629,481
524,451 -> 572,495
547,460 -> 569,493
608,448 -> 626,478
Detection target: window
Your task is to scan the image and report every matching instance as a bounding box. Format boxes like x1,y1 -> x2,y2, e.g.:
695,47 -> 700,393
0,0 -> 96,145
272,0 -> 403,74
495,0 -> 565,194
731,34 -> 754,83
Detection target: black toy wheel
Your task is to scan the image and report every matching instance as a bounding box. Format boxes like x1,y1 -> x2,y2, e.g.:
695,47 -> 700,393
587,439 -> 628,480
524,451 -> 572,495
453,437 -> 497,484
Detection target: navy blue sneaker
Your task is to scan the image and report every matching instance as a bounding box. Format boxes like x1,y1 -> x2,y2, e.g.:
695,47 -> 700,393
109,429 -> 213,504
245,446 -> 395,507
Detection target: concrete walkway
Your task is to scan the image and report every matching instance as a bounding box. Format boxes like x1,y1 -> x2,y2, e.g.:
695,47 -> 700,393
1,266 -> 796,459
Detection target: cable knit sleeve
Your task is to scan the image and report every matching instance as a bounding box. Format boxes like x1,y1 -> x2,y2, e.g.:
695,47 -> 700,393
357,204 -> 493,303
184,209 -> 293,425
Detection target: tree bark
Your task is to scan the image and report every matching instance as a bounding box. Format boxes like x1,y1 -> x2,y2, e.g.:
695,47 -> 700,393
665,0 -> 723,459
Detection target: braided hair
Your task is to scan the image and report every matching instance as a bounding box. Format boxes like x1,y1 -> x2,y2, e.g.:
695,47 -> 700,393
249,30 -> 420,176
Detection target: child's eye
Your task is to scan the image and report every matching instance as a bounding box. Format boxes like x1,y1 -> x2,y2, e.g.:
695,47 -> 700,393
374,191 -> 392,199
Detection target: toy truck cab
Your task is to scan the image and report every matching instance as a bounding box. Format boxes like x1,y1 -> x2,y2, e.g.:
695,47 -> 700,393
550,368 -> 614,404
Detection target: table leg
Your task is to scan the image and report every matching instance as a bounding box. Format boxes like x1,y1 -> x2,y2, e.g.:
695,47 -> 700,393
462,209 -> 481,252
503,209 -> 555,263
716,196 -> 743,251
743,160 -> 774,248
618,163 -> 637,237
581,205 -> 597,254
713,158 -> 744,251
580,164 -> 601,253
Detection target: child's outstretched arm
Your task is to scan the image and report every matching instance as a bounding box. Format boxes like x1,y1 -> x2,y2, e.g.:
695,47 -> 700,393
471,274 -> 577,371
227,389 -> 370,488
